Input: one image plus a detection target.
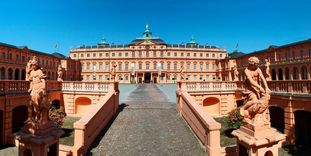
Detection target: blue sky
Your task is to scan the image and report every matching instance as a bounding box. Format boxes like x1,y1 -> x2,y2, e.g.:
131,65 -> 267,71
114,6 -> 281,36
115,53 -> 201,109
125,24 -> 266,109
0,0 -> 310,56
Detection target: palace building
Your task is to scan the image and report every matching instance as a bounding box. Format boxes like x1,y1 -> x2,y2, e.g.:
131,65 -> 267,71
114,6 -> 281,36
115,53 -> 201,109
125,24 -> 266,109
69,25 -> 227,83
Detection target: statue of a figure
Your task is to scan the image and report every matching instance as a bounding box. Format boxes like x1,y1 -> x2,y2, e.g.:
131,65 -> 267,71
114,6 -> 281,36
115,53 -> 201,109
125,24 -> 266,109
26,56 -> 50,126
25,57 -> 36,81
239,57 -> 271,124
57,65 -> 63,81
264,59 -> 271,81
110,64 -> 117,81
180,65 -> 186,81
232,65 -> 239,81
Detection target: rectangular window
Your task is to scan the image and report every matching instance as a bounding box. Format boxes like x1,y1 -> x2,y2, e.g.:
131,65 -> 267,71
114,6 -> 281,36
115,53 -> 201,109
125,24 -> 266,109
285,51 -> 289,60
125,63 -> 129,70
99,53 -> 102,57
106,53 -> 109,57
174,63 -> 177,70
16,54 -> 19,61
93,53 -> 96,57
146,51 -> 149,57
300,50 -> 304,58
206,53 -> 209,57
193,63 -> 197,70
167,63 -> 170,70
139,63 -> 142,70
105,63 -> 109,70
105,75 -> 109,80
206,75 -> 209,80
200,64 -> 203,70
99,63 -> 103,70
74,54 -> 77,58
119,63 -> 122,70
212,63 -> 215,70
153,63 -> 157,70
81,54 -> 84,58
187,63 -> 190,70
292,51 -> 296,60
139,51 -> 142,57
193,53 -> 197,57
112,53 -> 115,57
187,75 -> 190,81
119,75 -> 122,80
99,75 -> 103,80
119,53 -> 122,57
126,75 -> 129,80
193,75 -> 197,80
86,75 -> 90,80
174,52 -> 177,57
212,54 -> 215,57
187,53 -> 190,57
160,51 -> 163,57
146,63 -> 150,70
200,53 -> 203,57
167,52 -> 170,56
153,51 -> 157,57
87,54 -> 90,57
132,51 -> 135,57
87,64 -> 90,70
125,52 -> 128,57
181,53 -> 184,57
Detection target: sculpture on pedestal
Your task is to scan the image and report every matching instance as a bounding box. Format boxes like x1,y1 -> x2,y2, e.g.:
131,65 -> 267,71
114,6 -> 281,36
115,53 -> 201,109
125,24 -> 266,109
57,64 -> 63,81
232,65 -> 239,81
264,59 -> 271,81
110,64 -> 117,82
239,57 -> 271,125
26,56 -> 51,128
180,65 -> 186,81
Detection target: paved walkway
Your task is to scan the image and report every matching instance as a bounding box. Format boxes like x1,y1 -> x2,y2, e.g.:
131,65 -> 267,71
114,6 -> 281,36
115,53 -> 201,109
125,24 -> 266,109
87,84 -> 206,156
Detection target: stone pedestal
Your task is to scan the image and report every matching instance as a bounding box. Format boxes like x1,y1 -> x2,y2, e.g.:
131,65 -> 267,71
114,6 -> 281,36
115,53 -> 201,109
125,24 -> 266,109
232,122 -> 285,156
15,121 -> 64,156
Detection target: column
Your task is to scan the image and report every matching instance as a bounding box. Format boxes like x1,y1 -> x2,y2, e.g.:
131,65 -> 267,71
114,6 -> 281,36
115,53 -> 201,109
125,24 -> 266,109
151,73 -> 153,83
142,72 -> 145,83
284,97 -> 295,144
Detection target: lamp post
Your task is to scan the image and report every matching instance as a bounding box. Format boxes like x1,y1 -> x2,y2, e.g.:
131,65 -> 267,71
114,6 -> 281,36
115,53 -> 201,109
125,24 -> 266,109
131,63 -> 135,83
158,62 -> 162,84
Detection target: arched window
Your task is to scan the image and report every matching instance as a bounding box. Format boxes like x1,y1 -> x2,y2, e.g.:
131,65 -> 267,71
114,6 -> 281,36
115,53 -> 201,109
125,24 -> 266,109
293,67 -> 299,80
301,66 -> 308,80
271,69 -> 276,80
278,68 -> 283,80
285,68 -> 290,80
8,68 -> 13,80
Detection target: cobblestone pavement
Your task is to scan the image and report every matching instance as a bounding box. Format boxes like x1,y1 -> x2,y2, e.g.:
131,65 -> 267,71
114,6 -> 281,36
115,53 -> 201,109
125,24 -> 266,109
87,84 -> 206,156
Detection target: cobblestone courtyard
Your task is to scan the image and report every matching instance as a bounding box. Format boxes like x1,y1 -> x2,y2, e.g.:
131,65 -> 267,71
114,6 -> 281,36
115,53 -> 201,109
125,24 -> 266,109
87,84 -> 206,156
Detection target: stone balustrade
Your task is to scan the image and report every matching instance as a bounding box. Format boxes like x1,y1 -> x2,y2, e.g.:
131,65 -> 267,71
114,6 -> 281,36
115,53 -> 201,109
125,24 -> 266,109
176,84 -> 222,156
268,80 -> 311,94
0,80 -> 62,94
236,80 -> 311,95
182,81 -> 237,92
62,81 -> 110,92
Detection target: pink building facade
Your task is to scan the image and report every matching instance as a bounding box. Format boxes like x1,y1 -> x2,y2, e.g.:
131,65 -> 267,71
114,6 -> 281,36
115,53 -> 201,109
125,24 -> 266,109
69,25 -> 227,83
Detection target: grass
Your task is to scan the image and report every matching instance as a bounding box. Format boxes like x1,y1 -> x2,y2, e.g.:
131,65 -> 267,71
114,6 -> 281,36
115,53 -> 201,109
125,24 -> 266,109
59,116 -> 80,146
214,117 -> 237,147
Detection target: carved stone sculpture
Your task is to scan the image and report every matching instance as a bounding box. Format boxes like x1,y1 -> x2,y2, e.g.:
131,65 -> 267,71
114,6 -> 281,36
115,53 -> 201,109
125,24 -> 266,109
57,64 -> 63,81
24,56 -> 52,134
264,59 -> 271,81
110,64 -> 117,81
239,57 -> 271,125
180,65 -> 186,81
232,65 -> 239,81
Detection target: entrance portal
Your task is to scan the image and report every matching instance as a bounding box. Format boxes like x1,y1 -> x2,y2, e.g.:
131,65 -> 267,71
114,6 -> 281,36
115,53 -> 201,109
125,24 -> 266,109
145,72 -> 151,83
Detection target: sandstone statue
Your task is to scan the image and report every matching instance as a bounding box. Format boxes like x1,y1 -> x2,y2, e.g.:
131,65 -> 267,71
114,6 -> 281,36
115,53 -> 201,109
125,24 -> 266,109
180,65 -> 186,81
232,65 -> 239,81
57,64 -> 63,81
264,59 -> 271,81
239,57 -> 271,124
26,56 -> 51,127
110,64 -> 117,81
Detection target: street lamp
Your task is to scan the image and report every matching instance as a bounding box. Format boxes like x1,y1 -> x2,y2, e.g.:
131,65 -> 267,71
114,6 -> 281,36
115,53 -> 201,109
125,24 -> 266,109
158,62 -> 162,83
131,63 -> 135,83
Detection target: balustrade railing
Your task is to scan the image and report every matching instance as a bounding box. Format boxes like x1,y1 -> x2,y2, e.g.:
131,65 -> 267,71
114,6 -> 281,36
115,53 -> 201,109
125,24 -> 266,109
268,80 -> 311,94
183,81 -> 237,92
61,81 -> 110,92
0,80 -> 62,94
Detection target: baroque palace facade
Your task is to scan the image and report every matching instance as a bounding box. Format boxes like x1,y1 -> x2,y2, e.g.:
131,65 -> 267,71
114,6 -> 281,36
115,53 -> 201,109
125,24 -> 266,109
69,25 -> 227,83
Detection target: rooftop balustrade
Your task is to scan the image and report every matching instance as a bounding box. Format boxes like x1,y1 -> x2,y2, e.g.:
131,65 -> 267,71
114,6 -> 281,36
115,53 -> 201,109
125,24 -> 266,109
61,81 -> 110,92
